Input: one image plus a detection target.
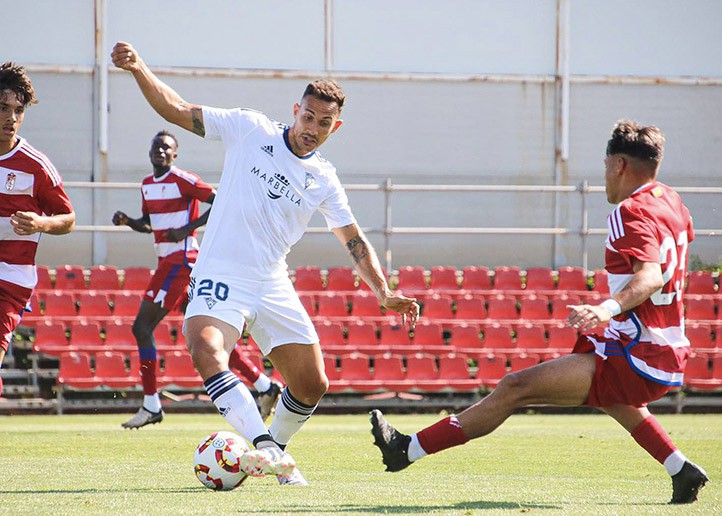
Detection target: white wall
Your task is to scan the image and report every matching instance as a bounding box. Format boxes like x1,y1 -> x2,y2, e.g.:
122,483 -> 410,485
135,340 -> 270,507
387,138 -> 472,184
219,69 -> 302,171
7,0 -> 721,270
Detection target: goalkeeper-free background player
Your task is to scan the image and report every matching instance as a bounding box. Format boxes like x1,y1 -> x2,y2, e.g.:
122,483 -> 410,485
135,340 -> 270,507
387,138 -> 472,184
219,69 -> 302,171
112,41 -> 419,484
371,120 -> 708,505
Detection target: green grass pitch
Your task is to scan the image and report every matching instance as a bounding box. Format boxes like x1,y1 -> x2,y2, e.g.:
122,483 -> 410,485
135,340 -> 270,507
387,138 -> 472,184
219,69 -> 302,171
0,413 -> 719,515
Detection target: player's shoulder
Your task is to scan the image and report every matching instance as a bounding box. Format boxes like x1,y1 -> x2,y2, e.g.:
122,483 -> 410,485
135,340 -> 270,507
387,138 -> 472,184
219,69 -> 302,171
310,150 -> 337,176
13,138 -> 62,185
168,166 -> 202,185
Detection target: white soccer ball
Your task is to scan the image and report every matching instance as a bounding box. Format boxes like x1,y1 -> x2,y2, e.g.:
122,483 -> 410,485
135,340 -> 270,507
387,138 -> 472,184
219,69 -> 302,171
193,431 -> 250,491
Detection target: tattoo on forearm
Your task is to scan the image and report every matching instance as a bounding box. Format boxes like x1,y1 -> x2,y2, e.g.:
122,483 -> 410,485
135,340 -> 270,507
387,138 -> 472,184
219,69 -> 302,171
346,236 -> 368,264
191,108 -> 205,137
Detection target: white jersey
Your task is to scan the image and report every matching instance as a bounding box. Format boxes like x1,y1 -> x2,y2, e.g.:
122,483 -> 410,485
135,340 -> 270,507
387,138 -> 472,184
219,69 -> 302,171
195,107 -> 356,281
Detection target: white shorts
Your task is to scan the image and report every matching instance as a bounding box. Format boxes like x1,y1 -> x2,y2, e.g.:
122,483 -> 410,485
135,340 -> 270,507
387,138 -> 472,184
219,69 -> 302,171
183,274 -> 319,356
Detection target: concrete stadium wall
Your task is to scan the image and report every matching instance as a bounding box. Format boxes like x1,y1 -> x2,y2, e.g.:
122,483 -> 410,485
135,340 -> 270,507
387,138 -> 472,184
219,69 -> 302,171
7,0 -> 722,271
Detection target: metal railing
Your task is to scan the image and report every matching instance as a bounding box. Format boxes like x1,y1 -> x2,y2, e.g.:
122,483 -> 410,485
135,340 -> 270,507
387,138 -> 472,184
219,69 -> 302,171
66,181 -> 721,272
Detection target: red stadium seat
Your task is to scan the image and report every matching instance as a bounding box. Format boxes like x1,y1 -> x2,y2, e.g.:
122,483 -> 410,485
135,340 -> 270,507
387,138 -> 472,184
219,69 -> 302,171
36,265 -> 54,290
316,292 -> 349,318
449,323 -> 482,350
346,320 -> 379,347
298,293 -> 316,316
315,320 -> 347,351
54,264 -> 87,290
547,323 -> 578,353
68,321 -> 104,353
77,292 -> 112,317
493,266 -> 522,291
482,323 -> 515,351
685,296 -> 716,321
94,351 -> 138,389
88,265 -> 121,291
349,291 -> 385,319
405,353 -> 441,391
32,321 -> 69,356
111,291 -> 143,318
338,353 -> 375,391
104,322 -> 137,351
429,266 -> 460,291
454,294 -> 487,321
514,322 -> 547,351
476,353 -> 508,388
43,291 -> 77,317
293,266 -> 324,291
486,294 -> 519,320
323,355 -> 341,383
421,294 -> 454,320
379,321 -> 413,352
326,267 -> 357,291
396,266 -> 428,292
438,353 -> 478,391
524,267 -> 555,291
712,355 -> 722,380
160,350 -> 202,388
122,267 -> 153,291
57,352 -> 99,389
686,271 -> 716,295
509,352 -> 541,372
592,269 -> 609,295
551,294 -> 582,320
461,266 -> 492,291
685,324 -> 714,352
519,294 -> 550,321
412,321 -> 446,354
556,266 -> 588,292
372,353 -> 407,391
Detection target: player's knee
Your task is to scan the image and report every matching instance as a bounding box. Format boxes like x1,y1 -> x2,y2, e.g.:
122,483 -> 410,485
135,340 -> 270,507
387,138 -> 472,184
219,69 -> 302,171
496,371 -> 533,404
131,320 -> 153,344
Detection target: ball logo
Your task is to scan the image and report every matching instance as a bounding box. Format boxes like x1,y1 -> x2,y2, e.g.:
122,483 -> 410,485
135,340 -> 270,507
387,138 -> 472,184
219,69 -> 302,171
212,437 -> 227,449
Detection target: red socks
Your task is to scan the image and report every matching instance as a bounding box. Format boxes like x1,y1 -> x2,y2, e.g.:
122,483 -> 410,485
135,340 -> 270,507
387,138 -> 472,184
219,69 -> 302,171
139,359 -> 158,395
631,416 -> 677,464
417,416 -> 469,455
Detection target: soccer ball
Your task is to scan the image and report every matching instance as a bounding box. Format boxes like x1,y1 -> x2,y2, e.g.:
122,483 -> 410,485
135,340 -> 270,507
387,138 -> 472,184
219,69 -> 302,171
193,431 -> 250,491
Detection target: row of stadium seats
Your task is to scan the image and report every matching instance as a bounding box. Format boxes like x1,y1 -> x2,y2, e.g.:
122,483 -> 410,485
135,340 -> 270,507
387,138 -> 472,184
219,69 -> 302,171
54,349 -> 722,395
31,316 -> 722,362
33,264 -> 722,295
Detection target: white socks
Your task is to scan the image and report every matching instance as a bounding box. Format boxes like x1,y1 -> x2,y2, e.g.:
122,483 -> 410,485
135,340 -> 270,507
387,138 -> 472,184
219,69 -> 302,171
204,371 -> 270,446
253,374 -> 272,393
407,434 -> 427,462
143,393 -> 161,413
268,387 -> 316,446
664,450 -> 687,476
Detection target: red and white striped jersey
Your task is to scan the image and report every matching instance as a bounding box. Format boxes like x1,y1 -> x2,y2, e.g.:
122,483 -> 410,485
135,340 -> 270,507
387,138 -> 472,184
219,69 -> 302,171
603,181 -> 694,385
141,166 -> 214,264
0,137 -> 73,297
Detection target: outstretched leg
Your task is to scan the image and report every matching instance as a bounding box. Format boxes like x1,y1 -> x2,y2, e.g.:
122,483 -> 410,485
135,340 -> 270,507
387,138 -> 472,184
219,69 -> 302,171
603,404 -> 708,504
371,354 -> 596,470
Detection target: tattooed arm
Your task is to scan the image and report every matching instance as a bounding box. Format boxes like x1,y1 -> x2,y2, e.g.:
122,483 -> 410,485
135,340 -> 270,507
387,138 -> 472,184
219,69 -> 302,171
332,223 -> 419,327
111,41 -> 205,137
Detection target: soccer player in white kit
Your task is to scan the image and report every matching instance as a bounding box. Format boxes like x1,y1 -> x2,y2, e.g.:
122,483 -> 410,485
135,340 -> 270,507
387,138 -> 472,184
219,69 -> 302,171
112,41 -> 419,485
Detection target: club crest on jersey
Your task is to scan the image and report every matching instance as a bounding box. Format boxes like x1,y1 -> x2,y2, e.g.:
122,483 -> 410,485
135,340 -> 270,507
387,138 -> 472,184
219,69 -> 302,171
304,172 -> 315,190
249,167 -> 301,206
205,296 -> 217,310
5,172 -> 16,191
261,145 -> 273,157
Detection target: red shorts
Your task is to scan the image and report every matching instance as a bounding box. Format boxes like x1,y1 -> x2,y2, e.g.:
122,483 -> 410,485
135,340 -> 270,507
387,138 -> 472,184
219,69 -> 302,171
0,281 -> 31,352
573,333 -> 673,408
143,259 -> 192,312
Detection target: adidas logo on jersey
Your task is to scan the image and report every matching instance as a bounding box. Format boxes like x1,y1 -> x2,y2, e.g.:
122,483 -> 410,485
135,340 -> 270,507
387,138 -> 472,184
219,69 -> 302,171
261,145 -> 274,157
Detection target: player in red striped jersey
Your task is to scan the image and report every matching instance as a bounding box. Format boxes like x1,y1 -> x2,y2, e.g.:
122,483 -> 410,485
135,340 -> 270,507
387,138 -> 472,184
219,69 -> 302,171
115,131 -> 281,428
372,120 -> 708,504
0,62 -> 75,399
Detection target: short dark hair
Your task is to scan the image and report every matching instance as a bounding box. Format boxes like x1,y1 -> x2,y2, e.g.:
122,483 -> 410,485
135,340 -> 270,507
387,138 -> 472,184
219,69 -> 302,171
302,79 -> 345,111
154,129 -> 178,148
0,61 -> 37,106
606,120 -> 664,163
